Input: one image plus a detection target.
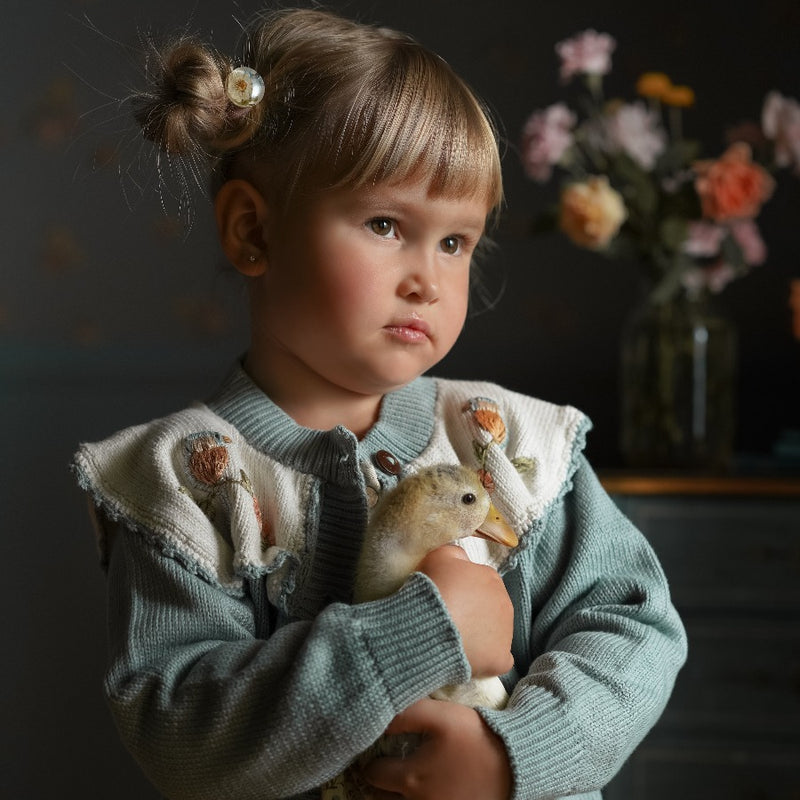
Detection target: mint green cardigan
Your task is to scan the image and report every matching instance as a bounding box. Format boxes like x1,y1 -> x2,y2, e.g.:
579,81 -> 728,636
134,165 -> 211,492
73,365 -> 687,800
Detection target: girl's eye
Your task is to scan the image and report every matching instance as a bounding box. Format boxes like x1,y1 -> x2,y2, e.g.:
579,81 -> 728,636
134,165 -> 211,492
369,218 -> 395,237
440,236 -> 462,256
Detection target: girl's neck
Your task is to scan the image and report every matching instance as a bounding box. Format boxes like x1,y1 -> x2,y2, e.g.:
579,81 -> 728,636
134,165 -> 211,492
243,350 -> 384,439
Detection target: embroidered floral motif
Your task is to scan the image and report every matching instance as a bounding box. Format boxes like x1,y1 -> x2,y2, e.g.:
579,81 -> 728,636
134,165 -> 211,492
181,431 -> 270,548
463,397 -> 537,483
253,496 -> 275,550
187,433 -> 232,484
463,397 -> 507,445
511,456 -> 538,477
477,468 -> 495,493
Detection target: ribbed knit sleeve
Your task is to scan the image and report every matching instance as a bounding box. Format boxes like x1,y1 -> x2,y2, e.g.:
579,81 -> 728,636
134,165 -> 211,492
479,457 -> 688,799
103,523 -> 470,800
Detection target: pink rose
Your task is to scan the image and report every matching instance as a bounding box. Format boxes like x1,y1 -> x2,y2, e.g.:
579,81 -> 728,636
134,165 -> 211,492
683,221 -> 726,257
520,103 -> 576,182
555,30 -> 616,83
559,176 -> 627,250
762,91 -> 800,174
694,143 -> 775,221
730,219 -> 767,266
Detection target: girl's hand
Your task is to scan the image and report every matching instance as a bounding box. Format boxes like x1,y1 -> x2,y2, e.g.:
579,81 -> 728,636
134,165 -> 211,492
417,545 -> 514,678
360,697 -> 512,800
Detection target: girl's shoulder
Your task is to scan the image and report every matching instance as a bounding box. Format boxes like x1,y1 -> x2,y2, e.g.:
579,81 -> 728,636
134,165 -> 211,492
431,376 -> 591,470
72,403 -> 282,591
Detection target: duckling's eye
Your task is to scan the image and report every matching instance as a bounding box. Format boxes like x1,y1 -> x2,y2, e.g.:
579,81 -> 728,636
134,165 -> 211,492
461,493 -> 477,505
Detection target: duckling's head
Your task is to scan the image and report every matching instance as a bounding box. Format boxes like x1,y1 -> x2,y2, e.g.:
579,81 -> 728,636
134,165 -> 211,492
370,464 -> 517,554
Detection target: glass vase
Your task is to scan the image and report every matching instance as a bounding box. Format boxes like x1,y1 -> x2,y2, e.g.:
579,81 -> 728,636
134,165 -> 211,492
620,287 -> 737,471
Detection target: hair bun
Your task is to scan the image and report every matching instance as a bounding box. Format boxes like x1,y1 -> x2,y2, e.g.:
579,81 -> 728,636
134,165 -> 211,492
132,39 -> 232,155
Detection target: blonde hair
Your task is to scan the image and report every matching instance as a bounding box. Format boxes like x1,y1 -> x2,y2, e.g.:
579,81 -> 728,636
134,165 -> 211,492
132,8 -> 503,216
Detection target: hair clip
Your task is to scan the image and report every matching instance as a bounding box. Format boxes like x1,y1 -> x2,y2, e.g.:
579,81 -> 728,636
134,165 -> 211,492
226,66 -> 266,108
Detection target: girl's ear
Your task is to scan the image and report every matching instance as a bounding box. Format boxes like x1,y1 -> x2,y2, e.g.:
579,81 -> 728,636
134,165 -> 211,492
215,179 -> 270,276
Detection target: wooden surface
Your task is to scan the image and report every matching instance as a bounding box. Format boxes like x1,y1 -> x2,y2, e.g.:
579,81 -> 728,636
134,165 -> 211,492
599,472 -> 800,497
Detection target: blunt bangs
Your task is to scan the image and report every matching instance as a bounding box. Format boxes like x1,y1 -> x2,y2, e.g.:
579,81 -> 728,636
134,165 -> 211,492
305,44 -> 503,213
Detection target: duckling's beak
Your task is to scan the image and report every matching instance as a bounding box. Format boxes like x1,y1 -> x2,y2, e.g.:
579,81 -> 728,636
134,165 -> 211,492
476,503 -> 518,548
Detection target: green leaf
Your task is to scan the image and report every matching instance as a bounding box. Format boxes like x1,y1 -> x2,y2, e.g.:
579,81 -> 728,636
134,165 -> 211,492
658,216 -> 689,250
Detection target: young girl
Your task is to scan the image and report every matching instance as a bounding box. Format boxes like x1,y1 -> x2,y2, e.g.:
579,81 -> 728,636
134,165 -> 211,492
73,8 -> 687,800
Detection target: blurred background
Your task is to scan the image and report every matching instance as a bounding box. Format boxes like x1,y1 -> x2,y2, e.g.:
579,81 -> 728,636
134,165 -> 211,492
2,0 -> 798,796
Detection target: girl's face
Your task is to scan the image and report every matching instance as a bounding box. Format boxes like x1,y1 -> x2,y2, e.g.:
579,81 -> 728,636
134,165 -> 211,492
248,179 -> 489,415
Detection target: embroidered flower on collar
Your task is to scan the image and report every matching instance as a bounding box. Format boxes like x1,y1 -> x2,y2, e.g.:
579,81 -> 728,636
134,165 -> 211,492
462,397 -> 538,487
463,397 -> 507,446
186,432 -> 232,485
181,431 -> 273,551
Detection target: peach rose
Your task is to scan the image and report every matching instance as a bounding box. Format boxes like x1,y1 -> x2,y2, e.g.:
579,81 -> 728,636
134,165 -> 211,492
559,176 -> 627,249
694,142 -> 775,221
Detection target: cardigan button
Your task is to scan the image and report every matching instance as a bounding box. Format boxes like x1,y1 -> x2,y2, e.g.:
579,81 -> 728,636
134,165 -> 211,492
373,449 -> 401,476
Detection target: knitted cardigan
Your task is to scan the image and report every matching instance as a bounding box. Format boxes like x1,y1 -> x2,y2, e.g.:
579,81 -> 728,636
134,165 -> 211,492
73,364 -> 687,800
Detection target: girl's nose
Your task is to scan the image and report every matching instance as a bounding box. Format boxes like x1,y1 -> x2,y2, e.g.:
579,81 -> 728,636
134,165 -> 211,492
398,254 -> 439,303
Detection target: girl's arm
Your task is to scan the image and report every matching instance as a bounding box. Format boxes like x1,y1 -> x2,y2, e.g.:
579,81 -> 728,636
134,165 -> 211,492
103,521 -> 472,800
477,457 -> 688,799
363,457 -> 686,800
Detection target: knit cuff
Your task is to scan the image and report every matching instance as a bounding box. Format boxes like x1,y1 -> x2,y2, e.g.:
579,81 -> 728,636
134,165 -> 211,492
352,572 -> 471,712
478,689 -> 588,800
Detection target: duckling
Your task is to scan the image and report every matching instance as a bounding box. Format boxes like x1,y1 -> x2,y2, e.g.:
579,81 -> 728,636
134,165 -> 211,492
354,463 -> 519,709
321,465 -> 519,799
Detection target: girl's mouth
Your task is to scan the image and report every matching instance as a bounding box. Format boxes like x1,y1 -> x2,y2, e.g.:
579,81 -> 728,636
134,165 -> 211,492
384,315 -> 431,343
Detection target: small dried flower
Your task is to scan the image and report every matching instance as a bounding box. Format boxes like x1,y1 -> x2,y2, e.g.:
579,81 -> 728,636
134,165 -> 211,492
555,30 -> 616,82
559,177 -> 627,250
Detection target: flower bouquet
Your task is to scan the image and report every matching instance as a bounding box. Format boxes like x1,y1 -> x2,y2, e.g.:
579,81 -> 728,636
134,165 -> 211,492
520,29 -> 799,303
520,30 -> 800,469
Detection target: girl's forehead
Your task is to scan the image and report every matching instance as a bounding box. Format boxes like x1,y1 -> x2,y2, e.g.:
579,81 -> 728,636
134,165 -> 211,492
330,179 -> 492,223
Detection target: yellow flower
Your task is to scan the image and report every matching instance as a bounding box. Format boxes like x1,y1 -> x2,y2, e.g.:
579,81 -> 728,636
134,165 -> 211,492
636,72 -> 672,100
559,177 -> 628,250
662,85 -> 695,108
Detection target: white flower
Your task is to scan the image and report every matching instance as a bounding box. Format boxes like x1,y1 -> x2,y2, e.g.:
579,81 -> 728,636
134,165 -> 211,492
762,91 -> 800,174
602,102 -> 666,170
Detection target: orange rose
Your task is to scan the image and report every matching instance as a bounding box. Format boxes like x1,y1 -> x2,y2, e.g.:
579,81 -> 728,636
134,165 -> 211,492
559,176 -> 627,249
694,142 -> 775,221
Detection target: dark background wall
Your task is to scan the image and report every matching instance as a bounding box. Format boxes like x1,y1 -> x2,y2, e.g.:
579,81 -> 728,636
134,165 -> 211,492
2,1 -> 798,796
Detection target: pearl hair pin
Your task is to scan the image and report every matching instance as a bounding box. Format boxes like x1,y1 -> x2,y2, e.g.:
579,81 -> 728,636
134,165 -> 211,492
226,66 -> 266,108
